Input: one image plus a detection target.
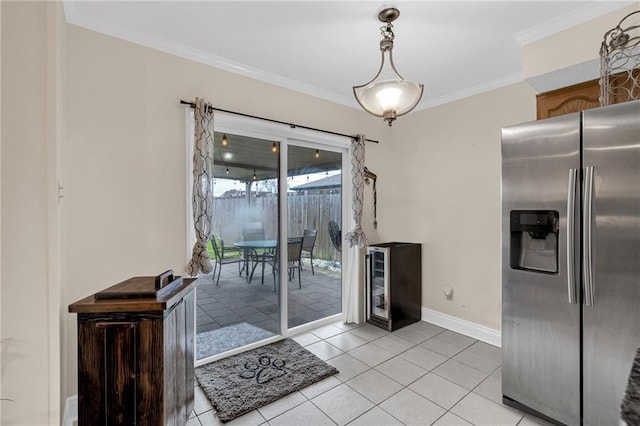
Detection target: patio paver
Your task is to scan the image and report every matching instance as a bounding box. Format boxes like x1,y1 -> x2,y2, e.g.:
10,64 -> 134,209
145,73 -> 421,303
195,260 -> 341,339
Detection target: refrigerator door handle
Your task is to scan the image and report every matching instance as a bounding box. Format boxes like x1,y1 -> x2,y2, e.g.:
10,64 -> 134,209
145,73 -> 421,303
583,166 -> 595,307
567,168 -> 578,304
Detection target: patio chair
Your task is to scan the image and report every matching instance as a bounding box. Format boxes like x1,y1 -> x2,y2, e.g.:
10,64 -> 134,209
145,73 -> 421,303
269,240 -> 304,291
243,227 -> 265,242
209,236 -> 244,286
300,229 -> 318,275
206,235 -> 241,262
328,220 -> 342,252
243,227 -> 275,283
287,240 -> 303,289
242,227 -> 263,273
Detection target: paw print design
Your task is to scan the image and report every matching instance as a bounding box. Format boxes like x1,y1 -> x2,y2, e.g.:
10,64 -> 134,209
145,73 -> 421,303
239,355 -> 288,384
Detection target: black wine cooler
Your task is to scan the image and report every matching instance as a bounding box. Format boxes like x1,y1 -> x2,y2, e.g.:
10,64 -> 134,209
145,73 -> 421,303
366,242 -> 422,331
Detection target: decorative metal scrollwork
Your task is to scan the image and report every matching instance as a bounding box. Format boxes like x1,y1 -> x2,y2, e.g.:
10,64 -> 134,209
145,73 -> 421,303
600,11 -> 640,106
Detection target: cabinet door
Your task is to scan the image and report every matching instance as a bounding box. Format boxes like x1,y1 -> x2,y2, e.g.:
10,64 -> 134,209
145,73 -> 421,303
536,79 -> 600,120
78,320 -> 138,426
164,304 -> 179,426
184,291 -> 195,415
164,292 -> 195,426
137,317 -> 164,425
367,249 -> 389,320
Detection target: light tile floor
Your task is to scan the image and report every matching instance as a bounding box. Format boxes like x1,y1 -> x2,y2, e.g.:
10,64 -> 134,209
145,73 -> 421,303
188,320 -> 555,426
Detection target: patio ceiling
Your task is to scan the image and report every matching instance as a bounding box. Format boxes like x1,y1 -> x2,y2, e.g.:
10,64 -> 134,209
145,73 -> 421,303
213,132 -> 342,182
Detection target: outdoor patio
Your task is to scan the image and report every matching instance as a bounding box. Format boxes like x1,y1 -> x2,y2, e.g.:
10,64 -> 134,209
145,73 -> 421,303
195,260 -> 342,336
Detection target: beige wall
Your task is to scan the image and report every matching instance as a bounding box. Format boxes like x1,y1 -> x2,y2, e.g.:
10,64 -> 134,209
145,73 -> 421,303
369,83 -> 536,331
0,1 -> 3,420
524,2 -> 640,80
1,2 -> 53,424
5,1 -> 600,418
59,23 -> 388,400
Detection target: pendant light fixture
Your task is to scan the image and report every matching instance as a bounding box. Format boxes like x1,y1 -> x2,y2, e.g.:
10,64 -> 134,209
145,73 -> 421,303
221,134 -> 229,146
353,7 -> 423,126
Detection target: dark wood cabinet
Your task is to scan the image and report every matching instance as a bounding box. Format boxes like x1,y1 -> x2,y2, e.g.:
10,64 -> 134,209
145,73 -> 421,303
69,275 -> 196,426
366,242 -> 422,331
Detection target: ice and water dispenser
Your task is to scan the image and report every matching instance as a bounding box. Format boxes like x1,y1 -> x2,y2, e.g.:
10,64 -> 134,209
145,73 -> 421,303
510,210 -> 559,274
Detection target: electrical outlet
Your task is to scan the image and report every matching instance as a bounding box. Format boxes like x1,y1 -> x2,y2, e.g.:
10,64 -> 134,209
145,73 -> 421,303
443,286 -> 454,300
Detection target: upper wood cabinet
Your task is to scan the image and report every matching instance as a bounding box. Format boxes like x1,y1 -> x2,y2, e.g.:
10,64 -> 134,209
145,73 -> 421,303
536,78 -> 601,120
537,70 -> 640,120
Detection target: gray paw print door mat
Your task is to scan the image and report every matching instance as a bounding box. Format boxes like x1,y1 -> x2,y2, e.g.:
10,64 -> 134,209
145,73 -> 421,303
195,338 -> 339,422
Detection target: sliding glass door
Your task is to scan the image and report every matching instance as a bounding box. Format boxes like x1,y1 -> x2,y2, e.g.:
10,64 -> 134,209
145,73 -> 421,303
196,132 -> 281,360
286,144 -> 342,329
190,111 -> 348,363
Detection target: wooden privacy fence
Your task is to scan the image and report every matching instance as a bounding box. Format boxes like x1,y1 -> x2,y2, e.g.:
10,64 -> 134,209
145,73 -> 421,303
213,192 -> 342,262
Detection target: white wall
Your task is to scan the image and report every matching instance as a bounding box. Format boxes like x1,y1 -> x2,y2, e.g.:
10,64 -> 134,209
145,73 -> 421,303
1,2 -> 54,424
368,83 -> 536,332
59,22 -> 388,400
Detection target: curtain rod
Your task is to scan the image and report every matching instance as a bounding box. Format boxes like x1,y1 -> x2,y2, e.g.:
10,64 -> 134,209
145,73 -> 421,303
180,100 -> 379,144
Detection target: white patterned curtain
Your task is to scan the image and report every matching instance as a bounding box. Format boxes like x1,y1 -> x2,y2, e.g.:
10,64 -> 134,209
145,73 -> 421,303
186,98 -> 215,276
343,135 -> 368,323
345,135 -> 368,248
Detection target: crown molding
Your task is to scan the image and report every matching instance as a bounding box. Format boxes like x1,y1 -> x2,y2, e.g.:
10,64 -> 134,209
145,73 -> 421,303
415,72 -> 524,111
515,1 -> 635,45
63,3 -> 359,110
62,1 -> 623,115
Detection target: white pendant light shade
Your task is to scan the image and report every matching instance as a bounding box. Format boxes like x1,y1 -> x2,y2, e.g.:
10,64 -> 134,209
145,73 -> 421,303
353,7 -> 423,126
353,79 -> 423,124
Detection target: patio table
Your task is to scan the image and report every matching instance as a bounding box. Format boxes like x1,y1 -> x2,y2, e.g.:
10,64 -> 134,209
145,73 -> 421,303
234,238 -> 303,285
234,240 -> 277,284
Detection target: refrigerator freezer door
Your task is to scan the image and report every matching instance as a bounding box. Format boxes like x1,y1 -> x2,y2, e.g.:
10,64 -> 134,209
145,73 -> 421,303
501,113 -> 581,425
582,100 -> 640,425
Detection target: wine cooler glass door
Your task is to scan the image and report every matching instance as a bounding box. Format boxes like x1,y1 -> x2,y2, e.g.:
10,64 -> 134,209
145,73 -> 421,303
368,248 -> 389,320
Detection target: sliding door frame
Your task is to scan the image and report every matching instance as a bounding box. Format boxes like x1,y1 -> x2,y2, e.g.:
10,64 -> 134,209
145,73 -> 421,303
187,109 -> 351,365
284,138 -> 348,335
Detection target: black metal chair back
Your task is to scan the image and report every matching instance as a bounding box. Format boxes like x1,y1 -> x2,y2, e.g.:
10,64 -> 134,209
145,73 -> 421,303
287,241 -> 303,289
209,235 -> 243,286
301,229 -> 318,275
328,220 -> 342,252
210,236 -> 223,259
302,229 -> 317,251
243,228 -> 265,242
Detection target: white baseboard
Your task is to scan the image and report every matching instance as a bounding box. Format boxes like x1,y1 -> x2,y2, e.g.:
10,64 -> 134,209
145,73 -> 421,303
62,395 -> 78,426
421,307 -> 502,348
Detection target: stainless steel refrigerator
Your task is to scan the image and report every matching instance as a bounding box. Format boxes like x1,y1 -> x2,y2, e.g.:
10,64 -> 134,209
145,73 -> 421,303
501,100 -> 640,426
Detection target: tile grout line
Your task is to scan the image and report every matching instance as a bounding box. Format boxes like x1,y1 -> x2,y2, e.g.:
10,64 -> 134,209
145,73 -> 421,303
340,328 -> 502,425
296,330 -> 460,423
196,322 -> 513,425
316,327 -> 482,425
304,328 -> 416,425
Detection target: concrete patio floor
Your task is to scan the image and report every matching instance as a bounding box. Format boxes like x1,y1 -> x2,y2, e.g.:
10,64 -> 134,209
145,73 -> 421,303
195,260 -> 342,337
